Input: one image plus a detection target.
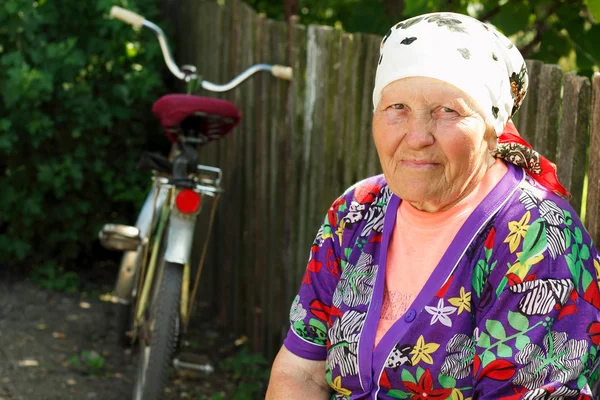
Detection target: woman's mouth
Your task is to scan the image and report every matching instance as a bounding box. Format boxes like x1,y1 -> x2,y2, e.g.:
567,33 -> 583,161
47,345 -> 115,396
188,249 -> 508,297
401,160 -> 440,169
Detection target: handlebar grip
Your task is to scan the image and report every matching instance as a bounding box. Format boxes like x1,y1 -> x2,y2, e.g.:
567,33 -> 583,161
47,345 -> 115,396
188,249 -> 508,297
272,65 -> 293,80
110,6 -> 145,29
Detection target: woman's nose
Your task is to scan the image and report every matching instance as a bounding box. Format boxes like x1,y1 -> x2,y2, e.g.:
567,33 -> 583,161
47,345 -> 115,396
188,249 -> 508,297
404,114 -> 435,149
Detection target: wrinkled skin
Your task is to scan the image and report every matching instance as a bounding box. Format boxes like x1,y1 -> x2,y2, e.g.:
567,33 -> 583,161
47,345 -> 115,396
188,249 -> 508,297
372,77 -> 498,212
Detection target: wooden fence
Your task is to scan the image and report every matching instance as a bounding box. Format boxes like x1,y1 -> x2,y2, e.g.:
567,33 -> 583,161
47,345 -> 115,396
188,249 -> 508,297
172,0 -> 600,358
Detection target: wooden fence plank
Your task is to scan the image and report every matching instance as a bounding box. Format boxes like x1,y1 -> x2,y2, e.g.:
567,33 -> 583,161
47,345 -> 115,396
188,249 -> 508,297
557,74 -> 591,227
296,25 -> 328,291
344,34 -> 365,190
278,16 -> 296,345
586,73 -> 600,246
224,0 -> 245,333
515,60 -> 543,143
265,18 -> 280,354
241,2 -> 258,347
324,29 -> 342,206
288,18 -> 307,290
362,34 -> 382,179
211,0 -> 234,328
363,35 -> 383,176
335,32 -> 349,193
268,19 -> 289,358
252,13 -> 270,353
340,32 -> 360,190
309,26 -> 332,229
534,64 -> 563,162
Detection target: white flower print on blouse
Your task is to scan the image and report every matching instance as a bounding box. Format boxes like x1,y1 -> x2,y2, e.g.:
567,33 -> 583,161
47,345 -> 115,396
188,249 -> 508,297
327,310 -> 366,377
332,252 -> 377,308
289,295 -> 307,322
514,330 -> 587,389
424,298 -> 457,327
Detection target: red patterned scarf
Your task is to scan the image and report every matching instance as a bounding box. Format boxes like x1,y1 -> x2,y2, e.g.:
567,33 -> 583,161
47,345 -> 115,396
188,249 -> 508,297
493,122 -> 569,197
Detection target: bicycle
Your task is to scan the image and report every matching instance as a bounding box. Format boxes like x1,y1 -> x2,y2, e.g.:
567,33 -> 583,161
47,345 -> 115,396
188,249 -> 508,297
98,6 -> 292,399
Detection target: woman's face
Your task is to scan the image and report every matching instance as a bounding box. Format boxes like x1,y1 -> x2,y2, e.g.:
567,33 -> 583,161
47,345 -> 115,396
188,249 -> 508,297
372,77 -> 497,212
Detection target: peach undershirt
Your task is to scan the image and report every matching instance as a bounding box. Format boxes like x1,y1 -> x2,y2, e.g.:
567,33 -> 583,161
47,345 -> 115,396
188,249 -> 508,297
373,159 -> 508,348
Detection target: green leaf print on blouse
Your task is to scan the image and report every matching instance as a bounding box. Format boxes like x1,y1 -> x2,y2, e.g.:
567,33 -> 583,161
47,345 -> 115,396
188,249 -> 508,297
519,218 -> 547,263
473,227 -> 498,299
292,318 -> 328,345
476,317 -> 546,370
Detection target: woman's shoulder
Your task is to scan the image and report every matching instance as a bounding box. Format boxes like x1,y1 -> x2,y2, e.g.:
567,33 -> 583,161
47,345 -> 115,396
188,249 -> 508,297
330,174 -> 392,227
504,174 -> 581,225
334,174 -> 392,212
324,175 -> 392,251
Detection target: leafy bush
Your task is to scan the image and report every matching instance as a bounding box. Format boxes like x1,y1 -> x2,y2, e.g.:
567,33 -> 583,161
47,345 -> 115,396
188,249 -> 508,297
0,0 -> 167,271
220,346 -> 271,399
29,261 -> 80,293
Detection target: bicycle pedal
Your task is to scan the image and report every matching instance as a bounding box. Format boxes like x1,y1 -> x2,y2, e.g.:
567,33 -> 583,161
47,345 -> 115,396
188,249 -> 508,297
173,357 -> 214,374
98,224 -> 141,251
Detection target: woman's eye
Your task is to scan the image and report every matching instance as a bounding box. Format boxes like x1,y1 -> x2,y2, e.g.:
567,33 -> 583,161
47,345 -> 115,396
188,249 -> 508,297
391,104 -> 405,110
442,107 -> 455,113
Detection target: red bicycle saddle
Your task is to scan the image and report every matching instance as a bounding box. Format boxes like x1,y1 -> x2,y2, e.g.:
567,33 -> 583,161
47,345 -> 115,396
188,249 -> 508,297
152,94 -> 242,143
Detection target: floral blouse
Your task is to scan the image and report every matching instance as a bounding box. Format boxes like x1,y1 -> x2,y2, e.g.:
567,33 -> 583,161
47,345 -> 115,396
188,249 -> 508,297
283,164 -> 600,399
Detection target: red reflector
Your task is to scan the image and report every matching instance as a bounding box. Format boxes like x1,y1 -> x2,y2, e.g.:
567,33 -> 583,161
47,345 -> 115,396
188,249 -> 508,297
175,189 -> 201,214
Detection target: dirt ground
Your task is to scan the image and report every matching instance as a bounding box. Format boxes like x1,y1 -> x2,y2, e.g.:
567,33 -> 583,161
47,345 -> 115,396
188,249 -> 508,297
0,275 -> 251,400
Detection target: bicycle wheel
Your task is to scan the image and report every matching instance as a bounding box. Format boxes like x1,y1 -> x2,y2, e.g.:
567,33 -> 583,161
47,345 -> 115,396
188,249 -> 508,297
133,260 -> 182,400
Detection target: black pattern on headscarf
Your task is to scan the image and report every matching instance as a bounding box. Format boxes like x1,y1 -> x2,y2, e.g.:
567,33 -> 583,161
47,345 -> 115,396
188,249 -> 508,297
491,143 -> 542,175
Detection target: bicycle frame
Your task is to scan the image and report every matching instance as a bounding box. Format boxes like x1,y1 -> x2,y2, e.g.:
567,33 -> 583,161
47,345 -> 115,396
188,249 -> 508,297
123,165 -> 222,340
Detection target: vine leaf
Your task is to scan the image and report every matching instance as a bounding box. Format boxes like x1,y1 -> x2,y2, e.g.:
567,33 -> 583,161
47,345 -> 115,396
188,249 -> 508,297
581,244 -> 590,260
401,369 -> 416,384
486,319 -> 506,340
515,335 -> 530,351
438,374 -> 456,389
582,269 -> 594,293
497,343 -> 513,358
575,227 -> 583,244
416,366 -> 425,381
565,253 -> 580,287
519,218 -> 547,264
481,350 -> 496,367
387,389 -> 411,399
508,311 -> 529,331
478,332 -> 491,348
496,275 -> 508,298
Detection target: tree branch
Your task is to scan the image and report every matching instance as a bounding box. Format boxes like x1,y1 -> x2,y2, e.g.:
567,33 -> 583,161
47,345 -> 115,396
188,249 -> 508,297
382,0 -> 404,20
517,0 -> 562,58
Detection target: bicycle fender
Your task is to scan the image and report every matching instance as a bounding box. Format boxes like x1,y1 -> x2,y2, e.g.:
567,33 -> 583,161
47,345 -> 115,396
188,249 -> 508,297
164,212 -> 196,265
136,184 -> 169,239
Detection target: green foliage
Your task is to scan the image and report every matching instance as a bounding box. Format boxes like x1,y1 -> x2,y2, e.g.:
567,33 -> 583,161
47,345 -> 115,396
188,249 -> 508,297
0,0 -> 166,269
246,0 -> 600,76
29,261 -> 80,293
219,347 -> 271,399
68,350 -> 106,375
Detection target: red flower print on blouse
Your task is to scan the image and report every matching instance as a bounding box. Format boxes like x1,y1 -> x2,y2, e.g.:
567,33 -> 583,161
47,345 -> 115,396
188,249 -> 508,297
484,226 -> 496,250
402,369 -> 452,400
354,183 -> 381,204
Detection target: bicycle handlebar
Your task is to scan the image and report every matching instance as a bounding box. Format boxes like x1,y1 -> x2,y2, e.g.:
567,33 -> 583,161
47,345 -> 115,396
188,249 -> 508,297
110,6 -> 145,28
109,6 -> 293,90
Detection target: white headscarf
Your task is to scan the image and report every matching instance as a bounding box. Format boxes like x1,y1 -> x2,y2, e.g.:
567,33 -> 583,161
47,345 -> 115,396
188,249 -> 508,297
372,12 -> 528,136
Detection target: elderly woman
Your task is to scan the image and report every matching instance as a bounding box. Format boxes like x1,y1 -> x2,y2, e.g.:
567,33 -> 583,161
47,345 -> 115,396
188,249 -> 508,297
266,12 -> 600,400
